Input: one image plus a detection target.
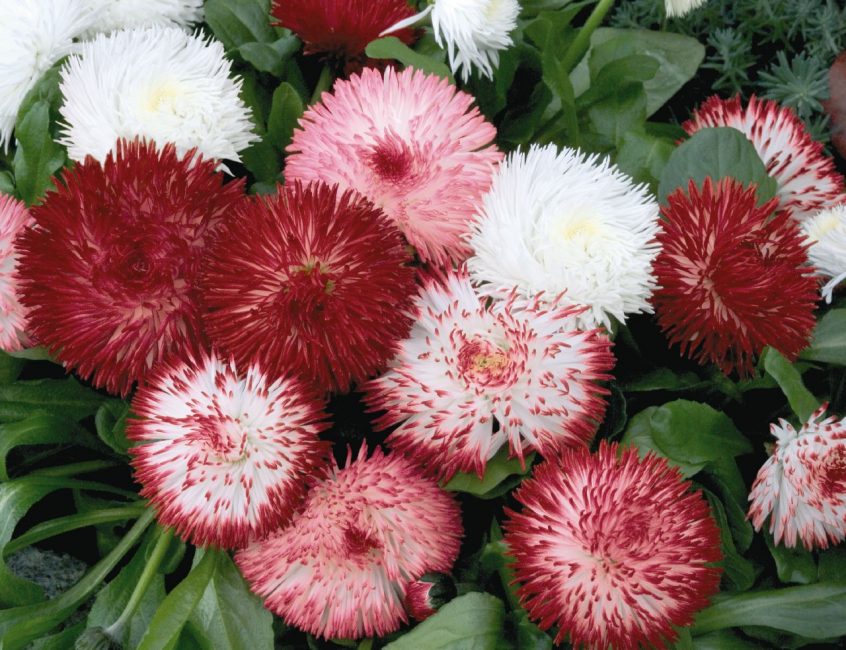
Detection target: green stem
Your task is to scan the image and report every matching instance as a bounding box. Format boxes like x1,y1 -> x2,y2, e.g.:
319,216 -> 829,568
31,460 -> 118,477
310,65 -> 333,104
559,0 -> 617,74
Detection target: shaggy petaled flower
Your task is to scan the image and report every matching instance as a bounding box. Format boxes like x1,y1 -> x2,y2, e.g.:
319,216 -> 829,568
201,181 -> 416,394
467,144 -> 660,330
404,574 -> 455,622
81,0 -> 203,36
18,140 -> 244,396
683,95 -> 844,220
0,0 -> 94,149
0,194 -> 33,352
367,270 -> 614,480
59,26 -> 256,164
236,446 -> 462,640
285,67 -> 501,265
129,354 -> 328,548
665,0 -> 708,18
749,405 -> 846,550
801,203 -> 846,303
653,177 -> 818,376
504,442 -> 722,650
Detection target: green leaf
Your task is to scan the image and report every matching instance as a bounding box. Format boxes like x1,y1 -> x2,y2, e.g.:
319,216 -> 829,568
267,82 -> 304,153
12,100 -> 65,206
28,622 -> 84,650
0,171 -> 14,195
765,534 -> 817,585
443,450 -> 533,497
801,308 -> 846,366
657,127 -> 778,203
613,128 -> 675,191
383,592 -> 506,650
365,38 -> 453,80
620,368 -> 709,393
0,414 -> 76,481
94,400 -> 131,455
692,630 -> 759,649
204,0 -> 276,51
761,348 -> 820,422
817,548 -> 846,584
240,139 -> 281,183
0,377 -> 105,423
704,492 -> 755,592
0,351 -> 24,385
703,457 -> 753,552
238,34 -> 300,77
577,55 -> 659,108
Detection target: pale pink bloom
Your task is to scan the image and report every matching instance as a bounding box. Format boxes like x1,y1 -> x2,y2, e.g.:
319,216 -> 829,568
236,446 -> 462,640
0,194 -> 33,352
285,66 -> 502,265
748,405 -> 846,550
367,270 -> 614,480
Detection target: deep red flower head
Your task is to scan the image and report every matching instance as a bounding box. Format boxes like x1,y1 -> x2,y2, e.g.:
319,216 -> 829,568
201,181 -> 416,394
504,442 -> 722,650
653,177 -> 817,376
18,139 -> 244,396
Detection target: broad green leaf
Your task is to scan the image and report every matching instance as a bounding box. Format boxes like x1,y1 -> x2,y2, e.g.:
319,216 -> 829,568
586,83 -> 648,148
0,171 -> 14,195
511,610 -> 552,650
267,82 -> 304,153
0,414 -> 76,481
444,450 -> 533,497
761,348 -> 820,421
704,492 -> 755,592
365,38 -> 453,80
692,630 -> 759,649
765,534 -> 817,585
801,308 -> 846,365
12,100 -> 65,206
0,377 -> 105,423
614,129 -> 675,191
620,368 -> 709,393
27,622 -> 84,649
0,351 -> 24,384
703,457 -> 752,552
204,0 -> 276,51
818,548 -> 846,584
577,55 -> 659,108
240,139 -> 281,183
239,34 -> 300,77
4,346 -> 53,361
94,400 -> 131,455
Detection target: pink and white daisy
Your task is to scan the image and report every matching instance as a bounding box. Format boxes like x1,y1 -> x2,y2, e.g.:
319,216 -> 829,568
128,354 -> 329,549
683,96 -> 844,220
236,446 -> 462,640
504,442 -> 723,649
0,194 -> 33,352
285,66 -> 502,265
366,270 -> 614,481
748,405 -> 846,550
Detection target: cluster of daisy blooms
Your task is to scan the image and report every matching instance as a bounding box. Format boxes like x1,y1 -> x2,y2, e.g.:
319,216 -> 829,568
2,0 -> 846,648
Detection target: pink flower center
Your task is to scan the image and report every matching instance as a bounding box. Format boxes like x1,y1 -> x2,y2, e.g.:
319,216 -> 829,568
457,337 -> 513,388
343,524 -> 381,556
366,135 -> 416,184
192,415 -> 248,463
279,261 -> 335,324
94,229 -> 191,297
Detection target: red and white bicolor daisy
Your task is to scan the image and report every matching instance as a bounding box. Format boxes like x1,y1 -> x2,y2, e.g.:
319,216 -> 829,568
285,67 -> 502,265
653,177 -> 818,376
201,181 -> 416,394
367,270 -> 614,480
236,446 -> 462,640
128,354 -> 328,548
404,573 -> 456,622
748,405 -> 846,550
504,442 -> 723,650
683,95 -> 844,220
17,139 -> 244,396
0,194 -> 33,352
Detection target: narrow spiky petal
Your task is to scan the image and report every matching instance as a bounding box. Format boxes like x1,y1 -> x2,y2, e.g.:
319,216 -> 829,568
81,0 -> 203,36
0,194 -> 33,352
801,203 -> 846,303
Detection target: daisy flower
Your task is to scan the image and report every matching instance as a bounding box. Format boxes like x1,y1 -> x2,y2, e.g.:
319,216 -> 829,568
18,139 -> 244,396
367,270 -> 614,481
58,26 -> 257,165
404,574 -> 456,622
236,446 -> 462,640
653,177 -> 818,376
467,144 -> 660,330
285,66 -> 502,265
201,181 -> 416,394
801,203 -> 846,303
81,0 -> 203,36
504,442 -> 722,649
683,95 -> 844,220
129,354 -> 329,548
0,194 -> 34,352
749,405 -> 846,550
665,0 -> 708,17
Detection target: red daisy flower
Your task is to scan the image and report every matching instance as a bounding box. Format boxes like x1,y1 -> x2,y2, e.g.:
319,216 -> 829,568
18,139 -> 244,396
504,442 -> 722,650
653,177 -> 817,376
200,181 -> 416,394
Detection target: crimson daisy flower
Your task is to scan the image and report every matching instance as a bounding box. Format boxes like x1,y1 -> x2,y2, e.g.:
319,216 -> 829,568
236,446 -> 462,640
200,181 -> 416,394
653,177 -> 817,376
18,139 -> 244,396
0,194 -> 33,352
504,442 -> 722,650
129,354 -> 329,548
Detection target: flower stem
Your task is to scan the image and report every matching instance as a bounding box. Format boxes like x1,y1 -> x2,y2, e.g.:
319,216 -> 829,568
559,0 -> 617,74
311,65 -> 334,104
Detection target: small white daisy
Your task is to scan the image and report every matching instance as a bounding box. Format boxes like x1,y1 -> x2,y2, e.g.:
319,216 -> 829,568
80,0 -> 203,37
802,203 -> 846,303
665,0 -> 708,18
467,144 -> 661,330
58,26 -> 257,165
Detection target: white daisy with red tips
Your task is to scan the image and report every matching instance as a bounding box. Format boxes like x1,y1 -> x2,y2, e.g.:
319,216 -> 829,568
236,446 -> 462,640
683,95 -> 844,220
367,270 -> 614,481
0,194 -> 33,352
801,203 -> 846,303
128,354 -> 329,549
748,405 -> 846,550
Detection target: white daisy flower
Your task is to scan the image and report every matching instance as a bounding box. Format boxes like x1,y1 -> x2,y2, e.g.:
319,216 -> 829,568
467,144 -> 661,330
80,0 -> 203,37
665,0 -> 708,18
802,203 -> 846,303
58,26 -> 257,165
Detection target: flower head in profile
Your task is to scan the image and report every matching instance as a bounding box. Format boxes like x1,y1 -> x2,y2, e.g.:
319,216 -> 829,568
504,442 -> 722,649
201,181 -> 416,394
59,26 -> 256,164
236,446 -> 462,640
367,270 -> 614,480
18,139 -> 244,396
653,177 -> 817,376
0,194 -> 33,352
467,144 -> 660,330
285,67 -> 501,265
81,0 -> 203,36
801,203 -> 846,303
404,573 -> 456,622
665,0 -> 708,18
749,405 -> 846,550
129,354 -> 329,548
683,96 -> 844,220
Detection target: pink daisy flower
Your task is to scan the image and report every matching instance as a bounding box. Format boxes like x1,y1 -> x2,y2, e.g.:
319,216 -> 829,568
236,446 -> 462,640
285,67 -> 502,265
748,405 -> 846,550
128,354 -> 329,549
504,442 -> 723,650
0,194 -> 33,352
367,270 -> 614,481
404,573 -> 455,622
683,95 -> 844,220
